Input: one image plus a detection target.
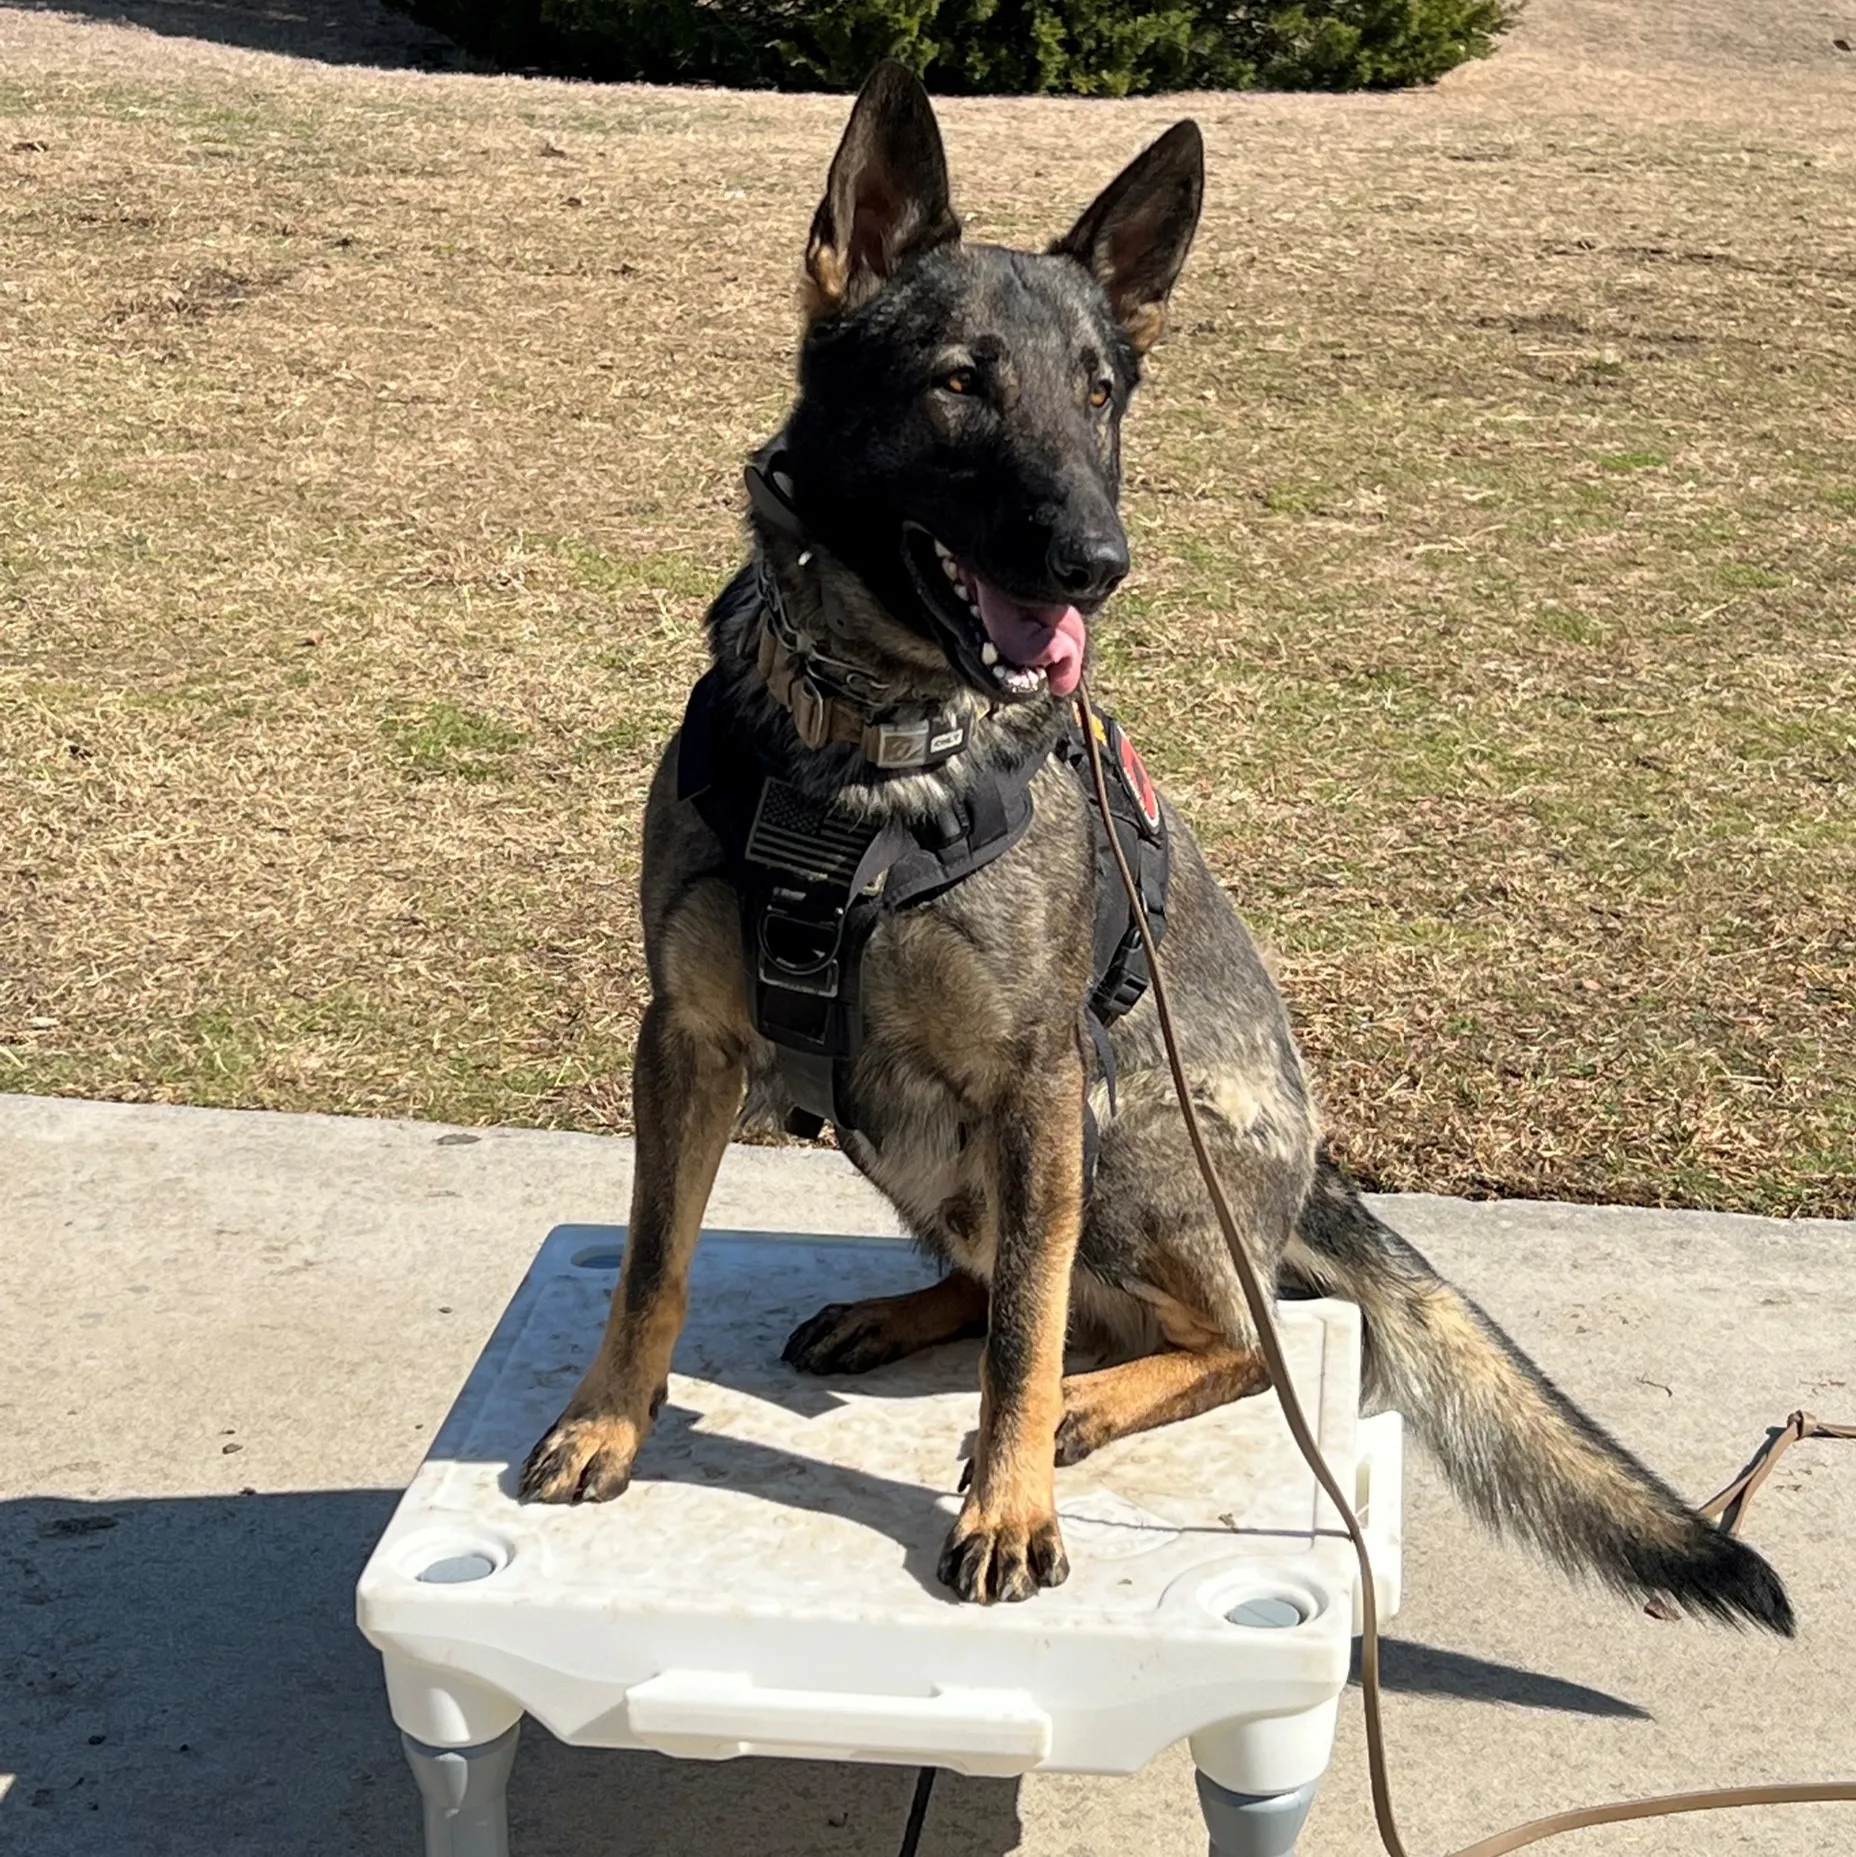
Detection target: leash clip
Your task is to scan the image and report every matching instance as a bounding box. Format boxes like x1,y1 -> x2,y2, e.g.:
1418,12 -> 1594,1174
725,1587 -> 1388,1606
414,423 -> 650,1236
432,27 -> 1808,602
757,896 -> 845,1000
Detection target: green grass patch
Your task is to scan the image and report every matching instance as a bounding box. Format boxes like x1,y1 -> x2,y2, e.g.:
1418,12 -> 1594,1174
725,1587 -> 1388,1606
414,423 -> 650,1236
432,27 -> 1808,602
1716,563 -> 1785,590
382,702 -> 527,781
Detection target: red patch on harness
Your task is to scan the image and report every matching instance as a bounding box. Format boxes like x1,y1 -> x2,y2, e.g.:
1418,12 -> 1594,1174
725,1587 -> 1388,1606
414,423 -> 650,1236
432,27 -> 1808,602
1087,712 -> 1163,835
1115,726 -> 1161,834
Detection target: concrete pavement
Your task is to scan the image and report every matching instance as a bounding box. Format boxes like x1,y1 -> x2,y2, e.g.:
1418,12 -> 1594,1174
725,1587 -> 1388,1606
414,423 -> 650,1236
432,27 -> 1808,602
3,1094 -> 1852,1856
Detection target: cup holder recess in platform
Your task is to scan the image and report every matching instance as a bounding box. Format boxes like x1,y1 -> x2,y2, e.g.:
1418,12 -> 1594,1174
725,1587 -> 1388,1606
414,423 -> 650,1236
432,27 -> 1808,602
393,1529 -> 514,1587
1202,1573 -> 1328,1631
1226,1594 -> 1310,1629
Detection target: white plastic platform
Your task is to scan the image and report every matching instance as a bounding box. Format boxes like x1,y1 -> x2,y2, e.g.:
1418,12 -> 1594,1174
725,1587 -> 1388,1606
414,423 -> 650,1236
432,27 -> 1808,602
358,1225 -> 1403,1855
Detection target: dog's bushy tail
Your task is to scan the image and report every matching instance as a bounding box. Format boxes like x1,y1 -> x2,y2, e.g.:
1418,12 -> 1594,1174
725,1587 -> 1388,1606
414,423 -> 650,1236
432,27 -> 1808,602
1284,1151 -> 1793,1635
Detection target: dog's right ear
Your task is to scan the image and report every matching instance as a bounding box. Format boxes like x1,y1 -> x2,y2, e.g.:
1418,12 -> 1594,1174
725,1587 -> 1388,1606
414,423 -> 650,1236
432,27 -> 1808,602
804,61 -> 960,321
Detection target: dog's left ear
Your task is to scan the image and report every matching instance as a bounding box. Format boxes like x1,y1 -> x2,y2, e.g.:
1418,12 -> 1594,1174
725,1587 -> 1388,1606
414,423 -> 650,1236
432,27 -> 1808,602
1051,121 -> 1204,355
805,61 -> 961,320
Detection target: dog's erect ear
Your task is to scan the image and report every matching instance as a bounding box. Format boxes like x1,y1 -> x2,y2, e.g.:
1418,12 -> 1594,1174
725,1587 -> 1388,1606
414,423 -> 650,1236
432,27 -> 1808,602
804,61 -> 960,319
1051,121 -> 1204,355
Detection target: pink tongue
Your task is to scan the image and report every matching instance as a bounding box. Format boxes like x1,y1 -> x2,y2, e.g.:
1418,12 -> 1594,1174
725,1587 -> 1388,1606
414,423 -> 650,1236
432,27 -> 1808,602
971,581 -> 1088,697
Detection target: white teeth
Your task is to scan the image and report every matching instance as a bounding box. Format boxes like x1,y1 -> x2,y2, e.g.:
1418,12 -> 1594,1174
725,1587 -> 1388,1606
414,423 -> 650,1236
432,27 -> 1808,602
981,642 -> 998,665
941,555 -> 960,582
932,537 -> 954,562
990,662 -> 1046,695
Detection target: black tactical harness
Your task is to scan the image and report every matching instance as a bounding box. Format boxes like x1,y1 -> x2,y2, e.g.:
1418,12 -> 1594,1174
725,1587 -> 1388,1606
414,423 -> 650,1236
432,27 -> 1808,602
676,656 -> 1171,1185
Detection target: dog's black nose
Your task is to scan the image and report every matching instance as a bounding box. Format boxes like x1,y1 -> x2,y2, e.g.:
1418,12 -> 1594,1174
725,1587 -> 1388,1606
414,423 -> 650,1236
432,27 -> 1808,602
1047,530 -> 1129,603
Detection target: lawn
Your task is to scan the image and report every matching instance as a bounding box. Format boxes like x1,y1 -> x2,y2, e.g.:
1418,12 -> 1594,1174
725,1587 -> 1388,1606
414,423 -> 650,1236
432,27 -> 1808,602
1,0 -> 1850,1214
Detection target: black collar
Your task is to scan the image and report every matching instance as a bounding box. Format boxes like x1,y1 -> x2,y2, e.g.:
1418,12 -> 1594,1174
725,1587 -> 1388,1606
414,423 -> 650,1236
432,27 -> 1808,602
743,446 -> 979,773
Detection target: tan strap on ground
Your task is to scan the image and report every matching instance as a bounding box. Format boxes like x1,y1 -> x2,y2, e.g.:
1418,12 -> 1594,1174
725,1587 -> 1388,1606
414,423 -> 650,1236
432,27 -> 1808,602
1072,679 -> 1856,1857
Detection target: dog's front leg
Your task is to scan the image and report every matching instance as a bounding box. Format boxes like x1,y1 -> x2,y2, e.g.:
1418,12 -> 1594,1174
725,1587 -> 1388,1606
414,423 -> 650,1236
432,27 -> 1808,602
520,996 -> 744,1503
937,1050 -> 1085,1603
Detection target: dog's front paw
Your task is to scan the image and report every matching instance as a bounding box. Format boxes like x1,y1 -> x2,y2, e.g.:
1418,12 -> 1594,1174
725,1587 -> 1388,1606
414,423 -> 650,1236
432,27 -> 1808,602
519,1411 -> 645,1504
937,1503 -> 1070,1605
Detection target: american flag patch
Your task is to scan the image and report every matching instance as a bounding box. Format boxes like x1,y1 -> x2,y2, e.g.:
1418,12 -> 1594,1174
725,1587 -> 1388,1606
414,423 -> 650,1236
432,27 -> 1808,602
744,781 -> 880,885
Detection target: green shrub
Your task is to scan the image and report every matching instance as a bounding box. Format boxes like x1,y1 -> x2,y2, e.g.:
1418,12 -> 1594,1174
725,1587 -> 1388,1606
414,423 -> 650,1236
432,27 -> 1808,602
401,0 -> 1517,93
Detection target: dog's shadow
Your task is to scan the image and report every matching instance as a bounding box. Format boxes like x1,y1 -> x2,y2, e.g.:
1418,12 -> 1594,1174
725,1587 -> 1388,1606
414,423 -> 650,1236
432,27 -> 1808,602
492,1327 -> 1009,1602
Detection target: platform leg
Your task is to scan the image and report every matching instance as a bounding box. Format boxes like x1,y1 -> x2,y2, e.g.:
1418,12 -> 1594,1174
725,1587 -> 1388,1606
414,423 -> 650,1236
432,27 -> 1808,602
402,1722 -> 520,1857
1196,1770 -> 1317,1857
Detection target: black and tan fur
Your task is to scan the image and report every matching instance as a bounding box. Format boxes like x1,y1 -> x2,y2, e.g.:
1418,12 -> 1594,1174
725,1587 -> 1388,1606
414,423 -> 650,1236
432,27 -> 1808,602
521,65 -> 1792,1629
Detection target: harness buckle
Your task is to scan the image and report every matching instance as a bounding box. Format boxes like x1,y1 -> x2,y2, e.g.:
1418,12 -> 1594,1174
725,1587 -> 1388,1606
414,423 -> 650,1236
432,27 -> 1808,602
1094,956 -> 1151,1023
863,715 -> 971,770
865,717 -> 926,768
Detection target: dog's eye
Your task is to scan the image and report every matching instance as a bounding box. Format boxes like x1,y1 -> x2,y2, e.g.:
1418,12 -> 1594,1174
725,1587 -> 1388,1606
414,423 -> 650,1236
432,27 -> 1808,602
940,367 -> 977,396
1088,380 -> 1113,411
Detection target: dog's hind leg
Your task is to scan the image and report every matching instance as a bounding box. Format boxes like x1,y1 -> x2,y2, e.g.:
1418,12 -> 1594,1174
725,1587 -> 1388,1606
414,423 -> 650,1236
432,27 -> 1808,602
1082,1064 -> 1314,1350
783,1270 -> 990,1374
1052,1061 -> 1311,1466
1055,1345 -> 1269,1465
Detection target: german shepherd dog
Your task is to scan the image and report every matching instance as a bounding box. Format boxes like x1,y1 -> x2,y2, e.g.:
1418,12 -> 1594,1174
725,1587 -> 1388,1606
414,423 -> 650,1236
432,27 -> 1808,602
521,64 -> 1791,1629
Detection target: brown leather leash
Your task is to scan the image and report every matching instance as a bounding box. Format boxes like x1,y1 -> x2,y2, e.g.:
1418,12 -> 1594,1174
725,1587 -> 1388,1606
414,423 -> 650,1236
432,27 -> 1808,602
1073,679 -> 1856,1857
1700,1410 -> 1856,1535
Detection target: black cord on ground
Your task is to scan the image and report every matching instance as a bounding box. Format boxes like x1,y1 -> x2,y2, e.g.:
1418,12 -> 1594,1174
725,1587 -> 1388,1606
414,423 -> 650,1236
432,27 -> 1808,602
896,1766 -> 938,1857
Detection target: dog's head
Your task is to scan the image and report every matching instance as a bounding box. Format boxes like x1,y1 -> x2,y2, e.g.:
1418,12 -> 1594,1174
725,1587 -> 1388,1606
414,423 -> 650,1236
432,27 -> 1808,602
777,62 -> 1203,708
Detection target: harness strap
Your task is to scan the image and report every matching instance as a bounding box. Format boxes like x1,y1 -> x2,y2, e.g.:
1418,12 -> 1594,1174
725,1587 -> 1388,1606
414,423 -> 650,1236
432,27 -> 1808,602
678,664 -> 1038,1137
676,661 -> 1171,1193
1058,710 -> 1169,1040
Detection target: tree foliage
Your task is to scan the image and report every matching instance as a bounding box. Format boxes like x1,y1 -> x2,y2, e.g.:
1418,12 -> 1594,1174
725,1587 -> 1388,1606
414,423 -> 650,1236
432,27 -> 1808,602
407,0 -> 1517,93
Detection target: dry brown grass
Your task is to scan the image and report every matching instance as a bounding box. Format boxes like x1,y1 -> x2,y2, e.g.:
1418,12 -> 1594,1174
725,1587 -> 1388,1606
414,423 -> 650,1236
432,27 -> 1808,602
1,0 -> 1851,1214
